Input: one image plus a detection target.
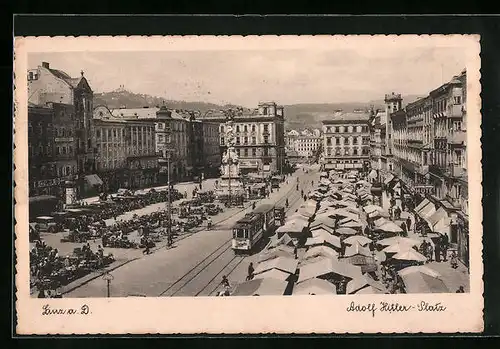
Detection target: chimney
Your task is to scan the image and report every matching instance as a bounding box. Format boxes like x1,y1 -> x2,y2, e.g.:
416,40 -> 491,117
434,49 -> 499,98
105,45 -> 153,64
42,62 -> 50,69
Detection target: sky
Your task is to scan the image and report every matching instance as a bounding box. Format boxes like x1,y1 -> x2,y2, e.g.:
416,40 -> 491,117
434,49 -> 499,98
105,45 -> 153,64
29,47 -> 466,107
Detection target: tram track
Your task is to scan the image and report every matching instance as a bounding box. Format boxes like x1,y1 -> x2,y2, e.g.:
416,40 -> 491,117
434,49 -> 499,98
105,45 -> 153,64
156,169 -> 319,297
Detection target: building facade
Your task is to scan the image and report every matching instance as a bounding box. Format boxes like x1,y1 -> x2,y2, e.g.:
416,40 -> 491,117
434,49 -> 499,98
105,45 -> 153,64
286,129 -> 322,161
204,102 -> 286,175
321,111 -> 371,171
93,106 -> 158,190
384,70 -> 469,266
28,61 -> 96,198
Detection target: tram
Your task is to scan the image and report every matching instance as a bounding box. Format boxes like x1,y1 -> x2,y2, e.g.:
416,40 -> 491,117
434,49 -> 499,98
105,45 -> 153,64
232,204 -> 276,254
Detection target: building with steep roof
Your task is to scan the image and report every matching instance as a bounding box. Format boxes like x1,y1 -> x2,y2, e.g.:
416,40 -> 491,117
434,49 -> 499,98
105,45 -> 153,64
28,61 -> 96,199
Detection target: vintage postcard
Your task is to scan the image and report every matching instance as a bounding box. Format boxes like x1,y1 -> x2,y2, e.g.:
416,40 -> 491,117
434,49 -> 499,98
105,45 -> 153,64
14,35 -> 483,334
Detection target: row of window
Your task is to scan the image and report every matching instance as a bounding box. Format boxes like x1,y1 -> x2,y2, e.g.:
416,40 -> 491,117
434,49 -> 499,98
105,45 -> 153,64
31,164 -> 77,178
326,148 -> 370,156
324,125 -> 368,133
326,137 -> 370,145
221,136 -> 271,145
220,124 -> 271,134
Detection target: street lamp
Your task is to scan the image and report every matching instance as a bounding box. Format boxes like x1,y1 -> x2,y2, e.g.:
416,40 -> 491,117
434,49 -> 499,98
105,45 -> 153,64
102,271 -> 114,298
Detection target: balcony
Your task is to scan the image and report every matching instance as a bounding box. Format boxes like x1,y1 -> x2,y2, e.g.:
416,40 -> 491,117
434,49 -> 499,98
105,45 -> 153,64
447,131 -> 466,146
447,165 -> 467,178
449,104 -> 463,118
429,164 -> 446,177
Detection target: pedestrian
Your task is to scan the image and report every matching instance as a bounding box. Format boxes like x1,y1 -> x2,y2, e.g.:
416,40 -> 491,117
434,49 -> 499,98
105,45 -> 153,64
400,222 -> 407,237
143,241 -> 150,255
293,245 -> 298,259
456,286 -> 465,293
434,242 -> 441,262
442,234 -> 449,261
450,251 -> 458,269
427,242 -> 434,262
406,216 -> 412,232
221,275 -> 230,288
247,262 -> 255,281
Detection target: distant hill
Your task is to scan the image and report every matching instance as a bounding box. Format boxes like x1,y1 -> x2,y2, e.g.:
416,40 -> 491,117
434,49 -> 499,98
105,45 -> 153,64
93,89 -> 423,130
283,95 -> 423,130
93,89 -> 229,113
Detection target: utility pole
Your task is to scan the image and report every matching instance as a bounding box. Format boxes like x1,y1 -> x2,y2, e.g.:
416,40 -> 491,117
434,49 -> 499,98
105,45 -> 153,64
167,150 -> 172,238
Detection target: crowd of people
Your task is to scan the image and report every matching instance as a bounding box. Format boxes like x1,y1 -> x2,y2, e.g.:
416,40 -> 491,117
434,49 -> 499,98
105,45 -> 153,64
30,240 -> 115,297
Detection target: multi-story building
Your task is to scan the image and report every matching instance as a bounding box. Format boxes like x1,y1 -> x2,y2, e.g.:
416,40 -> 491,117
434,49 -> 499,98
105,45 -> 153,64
200,120 -> 222,178
384,70 -> 469,266
286,129 -> 322,161
93,106 -> 158,189
203,102 -> 286,176
321,111 -> 371,171
28,61 -> 96,197
28,102 -> 80,199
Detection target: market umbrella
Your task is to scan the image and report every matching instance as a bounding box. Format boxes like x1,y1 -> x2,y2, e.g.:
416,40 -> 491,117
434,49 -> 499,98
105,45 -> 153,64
353,285 -> 386,294
398,270 -> 449,294
400,211 -> 412,220
398,265 -> 442,279
340,220 -> 363,229
231,278 -> 289,296
297,257 -> 362,283
293,278 -> 337,295
310,224 -> 335,236
303,245 -> 339,260
335,227 -> 358,236
346,275 -> 387,294
364,204 -> 384,214
382,242 -> 416,254
253,269 -> 292,282
258,249 -> 295,263
368,210 -> 390,219
393,249 -> 427,262
378,236 -> 421,247
343,235 -> 372,247
343,242 -> 373,258
305,234 -> 341,249
375,221 -> 404,234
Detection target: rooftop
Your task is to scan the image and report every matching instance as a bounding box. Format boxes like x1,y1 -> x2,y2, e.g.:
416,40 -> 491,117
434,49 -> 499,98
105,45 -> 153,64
321,111 -> 371,124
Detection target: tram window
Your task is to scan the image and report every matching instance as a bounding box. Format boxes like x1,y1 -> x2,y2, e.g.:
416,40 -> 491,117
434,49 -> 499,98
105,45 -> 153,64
244,229 -> 249,239
236,229 -> 245,238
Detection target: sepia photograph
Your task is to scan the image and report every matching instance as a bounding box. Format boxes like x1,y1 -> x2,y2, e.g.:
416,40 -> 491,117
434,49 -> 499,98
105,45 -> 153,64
14,35 -> 483,334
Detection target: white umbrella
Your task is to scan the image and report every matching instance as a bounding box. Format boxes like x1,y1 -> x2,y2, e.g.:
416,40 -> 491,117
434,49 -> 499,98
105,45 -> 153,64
382,242 -> 415,254
363,204 -> 383,214
393,249 -> 427,262
343,235 -> 372,246
335,227 -> 358,236
377,236 -> 421,247
375,221 -> 403,233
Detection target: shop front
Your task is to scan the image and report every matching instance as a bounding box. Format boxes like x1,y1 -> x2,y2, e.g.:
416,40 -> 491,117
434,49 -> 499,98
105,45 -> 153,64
456,211 -> 469,267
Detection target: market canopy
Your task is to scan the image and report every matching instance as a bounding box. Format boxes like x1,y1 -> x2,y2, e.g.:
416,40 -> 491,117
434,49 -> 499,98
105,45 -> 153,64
375,221 -> 403,233
399,270 -> 450,294
382,242 -> 417,254
343,242 -> 373,258
298,257 -> 362,283
276,220 -> 308,234
393,249 -> 427,262
398,265 -> 442,279
346,275 -> 387,295
363,204 -> 384,214
378,236 -> 422,247
415,198 -> 431,214
258,248 -> 295,263
293,278 -> 337,295
303,245 -> 339,260
340,220 -> 363,229
231,278 -> 289,296
305,233 -> 341,249
254,256 -> 299,275
253,269 -> 292,282
343,235 -> 372,247
310,224 -> 335,236
335,227 -> 358,236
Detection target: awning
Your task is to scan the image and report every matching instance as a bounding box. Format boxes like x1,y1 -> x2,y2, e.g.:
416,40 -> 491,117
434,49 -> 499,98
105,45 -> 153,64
426,207 -> 448,228
85,174 -> 103,186
418,202 -> 436,220
29,195 -> 58,203
384,174 -> 394,185
415,198 -> 431,214
433,112 -> 446,119
433,216 -> 451,235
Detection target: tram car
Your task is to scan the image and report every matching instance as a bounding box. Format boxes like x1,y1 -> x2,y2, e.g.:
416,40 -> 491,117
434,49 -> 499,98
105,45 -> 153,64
232,204 -> 276,254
